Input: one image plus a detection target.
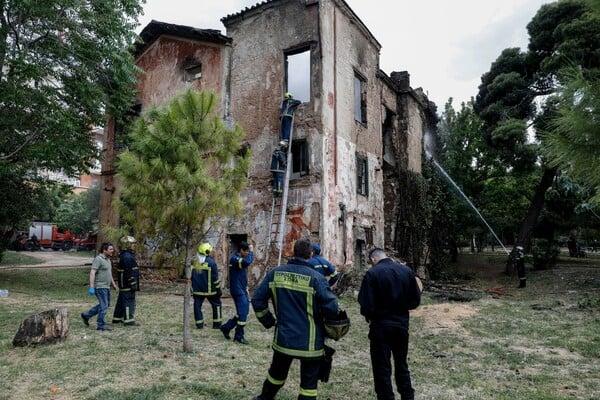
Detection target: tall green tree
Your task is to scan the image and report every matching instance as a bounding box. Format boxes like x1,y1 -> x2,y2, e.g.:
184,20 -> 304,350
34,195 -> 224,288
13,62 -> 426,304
542,65 -> 600,204
116,89 -> 250,352
0,0 -> 143,240
474,0 -> 600,256
54,183 -> 100,235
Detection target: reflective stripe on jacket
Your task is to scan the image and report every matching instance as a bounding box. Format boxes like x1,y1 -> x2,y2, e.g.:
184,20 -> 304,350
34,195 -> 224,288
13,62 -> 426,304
252,258 -> 339,358
117,250 -> 139,291
192,255 -> 220,296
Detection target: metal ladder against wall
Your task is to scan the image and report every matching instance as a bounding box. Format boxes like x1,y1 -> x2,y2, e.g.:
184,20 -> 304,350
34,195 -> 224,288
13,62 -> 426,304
266,114 -> 295,266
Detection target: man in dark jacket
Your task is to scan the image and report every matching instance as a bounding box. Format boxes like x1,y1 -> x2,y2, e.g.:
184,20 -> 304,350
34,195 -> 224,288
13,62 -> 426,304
112,236 -> 140,326
358,248 -> 421,400
309,243 -> 340,288
221,241 -> 254,344
191,242 -> 222,329
251,238 -> 340,400
279,92 -> 301,142
270,141 -> 288,197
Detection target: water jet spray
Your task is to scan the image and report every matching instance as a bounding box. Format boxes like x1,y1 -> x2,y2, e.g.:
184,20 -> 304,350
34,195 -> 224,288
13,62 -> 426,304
425,147 -> 510,255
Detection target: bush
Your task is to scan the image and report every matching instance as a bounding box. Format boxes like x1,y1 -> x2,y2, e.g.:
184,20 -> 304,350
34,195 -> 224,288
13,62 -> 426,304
531,238 -> 560,270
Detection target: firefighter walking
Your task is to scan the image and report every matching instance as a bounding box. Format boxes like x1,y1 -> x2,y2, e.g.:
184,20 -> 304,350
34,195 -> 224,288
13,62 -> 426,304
191,243 -> 222,329
112,236 -> 140,326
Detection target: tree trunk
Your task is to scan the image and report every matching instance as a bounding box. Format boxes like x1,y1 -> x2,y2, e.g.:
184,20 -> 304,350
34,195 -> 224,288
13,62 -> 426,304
183,237 -> 193,352
507,166 -> 557,268
13,308 -> 69,346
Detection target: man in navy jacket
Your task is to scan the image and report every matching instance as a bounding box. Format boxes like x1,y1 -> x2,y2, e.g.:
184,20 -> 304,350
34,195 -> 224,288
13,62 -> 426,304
251,238 -> 340,400
358,247 -> 421,400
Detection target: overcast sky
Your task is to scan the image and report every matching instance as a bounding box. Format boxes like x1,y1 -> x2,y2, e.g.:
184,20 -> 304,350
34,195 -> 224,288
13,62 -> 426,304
138,0 -> 550,111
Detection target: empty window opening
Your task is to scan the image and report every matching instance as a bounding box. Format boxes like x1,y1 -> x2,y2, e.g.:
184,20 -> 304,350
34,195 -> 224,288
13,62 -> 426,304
354,72 -> 367,124
184,64 -> 202,81
285,48 -> 310,103
356,154 -> 368,196
291,139 -> 309,179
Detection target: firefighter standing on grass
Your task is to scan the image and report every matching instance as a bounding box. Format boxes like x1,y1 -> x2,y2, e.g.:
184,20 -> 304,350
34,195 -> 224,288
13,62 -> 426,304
191,242 -> 222,329
220,241 -> 254,344
251,238 -> 341,400
309,243 -> 340,288
112,236 -> 140,326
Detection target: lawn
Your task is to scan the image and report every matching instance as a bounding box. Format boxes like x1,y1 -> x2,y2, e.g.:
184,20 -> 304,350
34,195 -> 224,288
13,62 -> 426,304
0,253 -> 598,400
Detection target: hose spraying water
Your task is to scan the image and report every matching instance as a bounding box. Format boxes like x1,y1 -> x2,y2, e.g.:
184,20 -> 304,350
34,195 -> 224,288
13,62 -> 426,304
426,151 -> 510,255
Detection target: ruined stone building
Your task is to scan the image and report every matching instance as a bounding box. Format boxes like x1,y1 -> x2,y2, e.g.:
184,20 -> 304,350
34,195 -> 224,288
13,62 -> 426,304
99,0 -> 437,283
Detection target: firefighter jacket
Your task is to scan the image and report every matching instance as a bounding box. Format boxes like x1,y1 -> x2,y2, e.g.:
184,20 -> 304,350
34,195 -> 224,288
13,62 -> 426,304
358,257 -> 421,331
228,250 -> 254,296
279,98 -> 301,118
308,255 -> 340,287
192,255 -> 221,296
117,250 -> 139,292
252,258 -> 340,359
270,148 -> 287,173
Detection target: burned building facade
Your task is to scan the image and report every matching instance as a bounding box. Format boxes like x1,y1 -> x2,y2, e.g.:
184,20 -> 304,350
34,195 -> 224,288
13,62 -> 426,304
99,0 -> 437,282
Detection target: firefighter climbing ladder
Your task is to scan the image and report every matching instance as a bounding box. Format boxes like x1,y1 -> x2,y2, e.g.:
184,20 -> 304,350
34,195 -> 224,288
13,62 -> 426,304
266,115 -> 295,266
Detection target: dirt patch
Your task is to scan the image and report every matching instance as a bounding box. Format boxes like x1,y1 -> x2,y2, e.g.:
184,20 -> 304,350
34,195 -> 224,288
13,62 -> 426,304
412,302 -> 477,334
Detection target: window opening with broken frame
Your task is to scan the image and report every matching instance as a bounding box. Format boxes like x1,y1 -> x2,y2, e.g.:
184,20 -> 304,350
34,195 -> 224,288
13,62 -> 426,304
354,71 -> 367,125
184,63 -> 202,82
291,139 -> 309,179
285,47 -> 310,103
356,154 -> 368,196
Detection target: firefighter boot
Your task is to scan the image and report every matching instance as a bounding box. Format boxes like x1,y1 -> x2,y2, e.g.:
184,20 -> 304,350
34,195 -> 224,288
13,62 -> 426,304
518,278 -> 527,288
234,325 -> 248,344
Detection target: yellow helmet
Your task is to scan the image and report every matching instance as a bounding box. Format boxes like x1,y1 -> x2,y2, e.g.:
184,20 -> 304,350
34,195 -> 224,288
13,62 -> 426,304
198,242 -> 212,256
120,236 -> 136,250
285,92 -> 293,99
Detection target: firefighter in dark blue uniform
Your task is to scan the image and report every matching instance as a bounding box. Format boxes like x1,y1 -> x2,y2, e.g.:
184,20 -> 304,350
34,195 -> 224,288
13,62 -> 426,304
309,243 -> 340,288
358,248 -> 421,400
251,238 -> 340,400
221,241 -> 254,344
270,141 -> 288,197
280,92 -> 301,142
112,236 -> 140,326
191,242 -> 222,329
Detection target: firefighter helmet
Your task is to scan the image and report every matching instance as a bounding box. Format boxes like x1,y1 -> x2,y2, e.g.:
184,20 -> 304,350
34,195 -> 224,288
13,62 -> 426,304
198,242 -> 212,256
285,92 -> 293,99
323,309 -> 350,341
120,236 -> 136,250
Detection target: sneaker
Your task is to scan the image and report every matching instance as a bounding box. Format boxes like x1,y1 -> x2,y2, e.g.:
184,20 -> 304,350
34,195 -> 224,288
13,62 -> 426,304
81,313 -> 89,326
234,337 -> 249,345
220,327 -> 231,340
124,322 -> 141,327
96,327 -> 111,332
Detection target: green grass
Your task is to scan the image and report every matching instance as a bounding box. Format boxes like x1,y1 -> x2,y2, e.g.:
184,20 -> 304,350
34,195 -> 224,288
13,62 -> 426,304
0,254 -> 599,400
0,252 -> 43,266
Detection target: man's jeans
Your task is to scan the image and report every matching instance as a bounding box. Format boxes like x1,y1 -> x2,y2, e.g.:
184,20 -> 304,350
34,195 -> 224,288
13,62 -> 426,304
83,288 -> 110,329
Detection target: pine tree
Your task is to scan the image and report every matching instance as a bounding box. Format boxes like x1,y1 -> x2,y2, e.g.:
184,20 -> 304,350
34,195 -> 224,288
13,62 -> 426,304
116,89 -> 250,352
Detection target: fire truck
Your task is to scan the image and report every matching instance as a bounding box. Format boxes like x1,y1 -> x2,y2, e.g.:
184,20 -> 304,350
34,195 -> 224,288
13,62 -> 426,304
28,222 -> 79,251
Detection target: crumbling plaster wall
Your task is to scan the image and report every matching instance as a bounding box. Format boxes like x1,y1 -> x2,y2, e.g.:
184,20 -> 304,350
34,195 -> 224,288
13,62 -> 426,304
224,0 -> 386,270
319,0 -> 385,267
223,0 -> 326,272
99,34 -> 230,254
135,36 -> 229,111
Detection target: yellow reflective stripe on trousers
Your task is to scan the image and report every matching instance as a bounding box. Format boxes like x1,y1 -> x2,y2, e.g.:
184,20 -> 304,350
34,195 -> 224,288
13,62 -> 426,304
272,342 -> 324,358
299,387 -> 317,398
267,373 -> 285,386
